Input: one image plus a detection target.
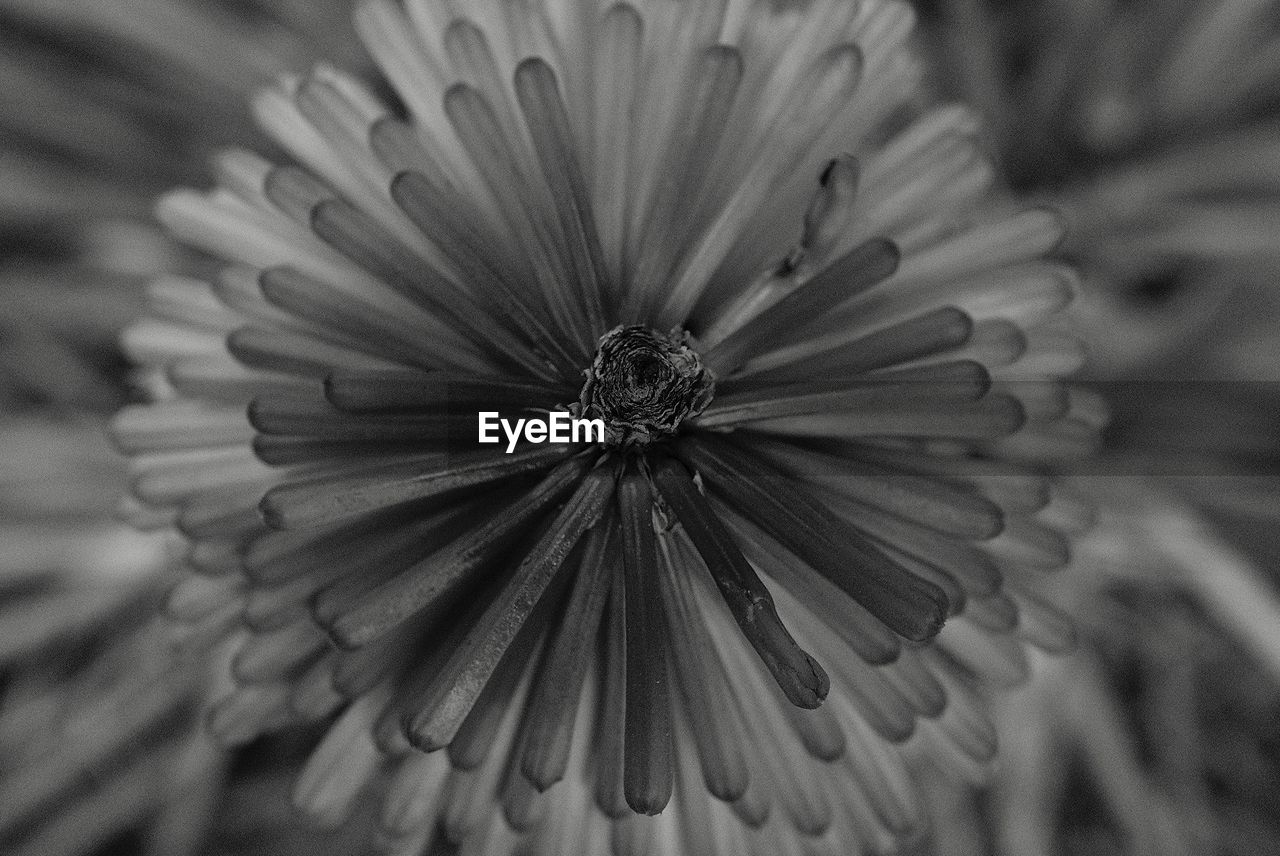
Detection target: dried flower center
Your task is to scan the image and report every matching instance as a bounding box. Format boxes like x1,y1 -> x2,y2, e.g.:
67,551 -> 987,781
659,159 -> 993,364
578,325 -> 715,447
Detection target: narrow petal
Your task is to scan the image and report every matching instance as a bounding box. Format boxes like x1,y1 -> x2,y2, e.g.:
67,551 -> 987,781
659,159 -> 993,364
403,460 -> 617,750
652,456 -> 829,709
618,468 -> 674,816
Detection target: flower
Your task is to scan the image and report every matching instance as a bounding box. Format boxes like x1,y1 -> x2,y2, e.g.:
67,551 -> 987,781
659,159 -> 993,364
919,0 -> 1280,377
0,222 -> 179,412
0,617 -> 227,856
884,223 -> 1280,855
0,0 -> 363,226
907,481 -> 1280,856
0,0 -> 364,412
0,416 -> 382,856
0,416 -> 220,856
0,7 -> 372,849
118,0 -> 1096,852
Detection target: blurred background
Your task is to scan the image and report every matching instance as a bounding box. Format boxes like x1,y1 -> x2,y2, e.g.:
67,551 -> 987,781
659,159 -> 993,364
2,0 -> 1279,854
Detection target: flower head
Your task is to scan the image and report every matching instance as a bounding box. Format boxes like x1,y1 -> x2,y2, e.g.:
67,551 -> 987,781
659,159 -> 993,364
0,415 -> 385,856
579,325 -> 715,447
921,0 -> 1280,375
0,0 -> 363,224
908,477 -> 1280,856
0,417 -> 216,856
120,0 -> 1095,852
0,0 -> 364,411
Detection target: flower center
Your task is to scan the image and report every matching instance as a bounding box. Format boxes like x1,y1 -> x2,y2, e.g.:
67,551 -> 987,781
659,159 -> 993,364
577,325 -> 715,447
